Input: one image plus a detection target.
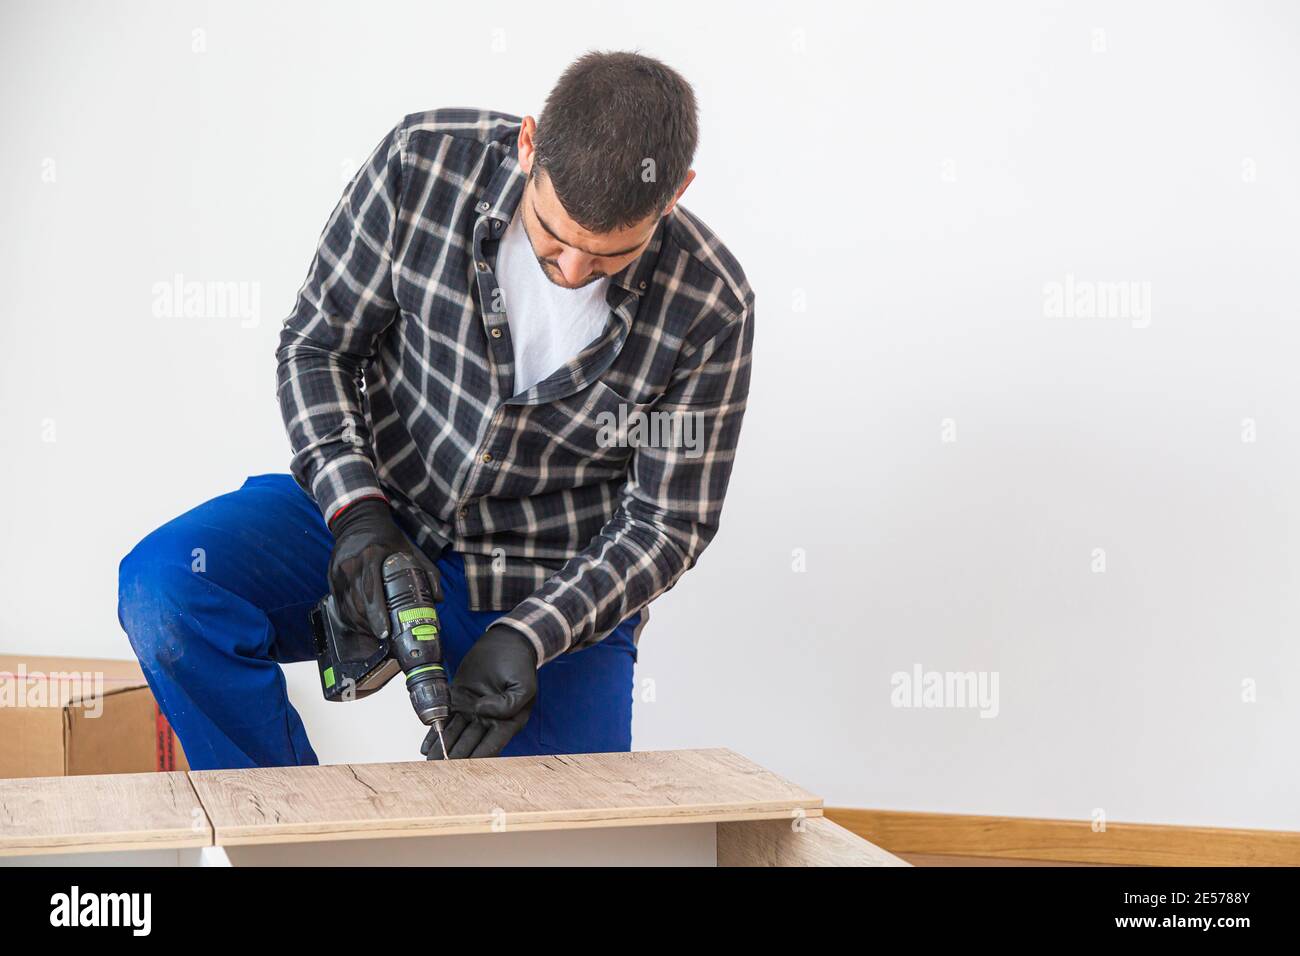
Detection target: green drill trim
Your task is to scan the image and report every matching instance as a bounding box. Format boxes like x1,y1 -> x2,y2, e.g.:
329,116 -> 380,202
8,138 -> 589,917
412,624 -> 438,640
398,607 -> 437,624
405,664 -> 446,681
323,666 -> 336,689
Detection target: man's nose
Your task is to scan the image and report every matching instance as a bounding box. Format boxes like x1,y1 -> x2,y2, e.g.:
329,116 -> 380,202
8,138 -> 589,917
555,248 -> 596,285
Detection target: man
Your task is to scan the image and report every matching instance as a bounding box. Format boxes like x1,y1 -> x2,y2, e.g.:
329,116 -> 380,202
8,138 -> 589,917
118,50 -> 754,770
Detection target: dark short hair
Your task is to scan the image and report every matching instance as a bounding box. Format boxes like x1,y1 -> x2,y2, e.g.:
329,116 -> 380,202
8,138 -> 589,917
533,50 -> 698,233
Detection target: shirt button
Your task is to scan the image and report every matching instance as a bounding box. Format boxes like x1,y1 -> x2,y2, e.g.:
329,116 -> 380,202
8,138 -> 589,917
476,261 -> 487,271
481,452 -> 493,463
638,281 -> 647,290
458,507 -> 467,520
477,201 -> 490,212
490,327 -> 503,338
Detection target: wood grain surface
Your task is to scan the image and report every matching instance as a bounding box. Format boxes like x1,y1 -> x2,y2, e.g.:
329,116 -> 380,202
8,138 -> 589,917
718,817 -> 908,867
190,748 -> 823,846
0,771 -> 210,856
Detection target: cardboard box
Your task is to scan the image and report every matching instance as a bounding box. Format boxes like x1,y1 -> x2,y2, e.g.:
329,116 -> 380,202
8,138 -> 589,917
0,654 -> 187,778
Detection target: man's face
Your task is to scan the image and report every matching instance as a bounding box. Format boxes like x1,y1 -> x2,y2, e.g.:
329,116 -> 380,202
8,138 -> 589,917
518,170 -> 658,289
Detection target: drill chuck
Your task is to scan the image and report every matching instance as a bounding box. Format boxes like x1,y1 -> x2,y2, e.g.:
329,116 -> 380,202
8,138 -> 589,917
405,666 -> 451,725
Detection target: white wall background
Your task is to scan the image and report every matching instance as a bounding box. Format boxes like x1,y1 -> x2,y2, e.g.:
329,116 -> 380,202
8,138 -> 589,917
3,0 -> 1298,830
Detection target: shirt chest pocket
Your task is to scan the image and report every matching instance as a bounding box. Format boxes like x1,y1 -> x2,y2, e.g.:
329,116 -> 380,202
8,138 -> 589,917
525,381 -> 654,468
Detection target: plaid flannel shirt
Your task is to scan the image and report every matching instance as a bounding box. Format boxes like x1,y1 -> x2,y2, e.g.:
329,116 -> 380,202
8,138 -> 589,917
276,109 -> 754,664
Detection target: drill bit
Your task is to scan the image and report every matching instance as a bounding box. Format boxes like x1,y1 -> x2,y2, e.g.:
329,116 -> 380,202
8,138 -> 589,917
434,718 -> 449,760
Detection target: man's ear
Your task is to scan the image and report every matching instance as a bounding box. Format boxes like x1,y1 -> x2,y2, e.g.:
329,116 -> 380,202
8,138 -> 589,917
517,116 -> 537,175
661,169 -> 696,217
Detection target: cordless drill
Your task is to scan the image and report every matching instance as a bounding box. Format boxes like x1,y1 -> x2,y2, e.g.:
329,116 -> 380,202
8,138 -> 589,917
311,553 -> 451,758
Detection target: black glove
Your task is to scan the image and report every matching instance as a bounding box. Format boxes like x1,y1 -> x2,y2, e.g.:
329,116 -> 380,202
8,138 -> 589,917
423,625 -> 538,760
327,497 -> 442,640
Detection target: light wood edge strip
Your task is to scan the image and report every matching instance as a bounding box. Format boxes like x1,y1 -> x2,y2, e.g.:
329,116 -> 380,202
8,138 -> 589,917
0,774 -> 214,857
897,853 -> 1108,867
0,832 -> 212,857
209,803 -> 824,847
827,807 -> 1300,867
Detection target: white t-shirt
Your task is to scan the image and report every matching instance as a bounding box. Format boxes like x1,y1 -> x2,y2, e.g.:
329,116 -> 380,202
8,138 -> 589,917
494,207 -> 611,394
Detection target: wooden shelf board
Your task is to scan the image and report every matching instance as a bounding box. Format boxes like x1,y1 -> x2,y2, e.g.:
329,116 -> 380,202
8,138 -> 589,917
0,771 -> 210,856
190,748 -> 822,847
